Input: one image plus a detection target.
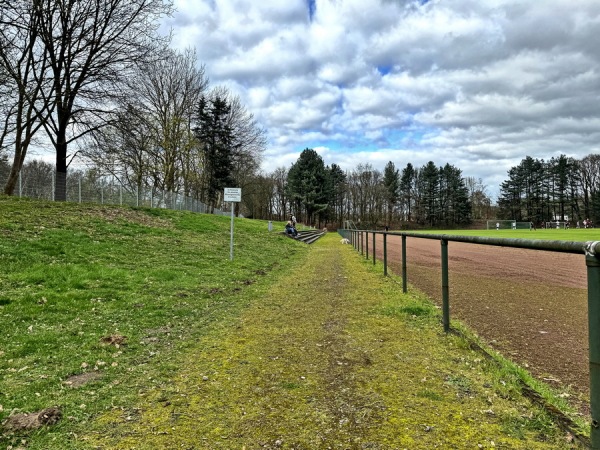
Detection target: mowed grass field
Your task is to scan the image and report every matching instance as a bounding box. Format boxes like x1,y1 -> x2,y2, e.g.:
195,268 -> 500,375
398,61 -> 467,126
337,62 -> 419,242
408,227 -> 600,242
0,196 -> 590,448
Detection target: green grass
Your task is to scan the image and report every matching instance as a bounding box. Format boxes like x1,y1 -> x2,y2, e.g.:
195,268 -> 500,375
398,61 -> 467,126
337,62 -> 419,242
0,196 -> 302,449
407,227 -> 600,241
0,196 -> 590,448
86,234 -> 585,449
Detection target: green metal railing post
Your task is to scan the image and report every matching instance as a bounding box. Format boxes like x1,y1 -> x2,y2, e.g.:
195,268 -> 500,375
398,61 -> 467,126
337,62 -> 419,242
402,234 -> 407,293
366,231 -> 369,259
383,233 -> 388,276
586,241 -> 600,448
441,238 -> 450,332
360,231 -> 364,255
372,232 -> 376,265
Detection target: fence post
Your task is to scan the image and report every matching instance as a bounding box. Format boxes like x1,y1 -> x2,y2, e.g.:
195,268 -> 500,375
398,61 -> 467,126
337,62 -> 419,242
372,232 -> 376,265
441,238 -> 450,332
18,171 -> 22,197
586,241 -> 600,448
101,187 -> 103,204
52,172 -> 55,201
136,185 -> 139,207
78,176 -> 82,203
365,231 -> 369,259
360,231 -> 364,255
383,232 -> 388,276
402,234 -> 407,293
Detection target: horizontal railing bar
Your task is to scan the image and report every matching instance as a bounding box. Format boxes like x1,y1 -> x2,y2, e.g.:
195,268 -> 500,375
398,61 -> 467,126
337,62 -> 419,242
360,230 -> 599,255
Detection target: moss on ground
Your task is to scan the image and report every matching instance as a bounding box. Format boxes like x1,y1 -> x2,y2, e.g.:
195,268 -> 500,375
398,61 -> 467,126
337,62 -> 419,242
85,233 -> 582,449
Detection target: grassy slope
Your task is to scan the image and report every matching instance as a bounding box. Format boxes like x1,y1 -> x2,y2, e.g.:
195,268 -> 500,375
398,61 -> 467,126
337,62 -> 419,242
0,196 -> 299,449
0,197 -> 587,448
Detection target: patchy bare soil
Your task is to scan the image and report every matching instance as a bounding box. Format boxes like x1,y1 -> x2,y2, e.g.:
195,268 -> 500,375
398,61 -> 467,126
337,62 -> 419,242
375,234 -> 589,413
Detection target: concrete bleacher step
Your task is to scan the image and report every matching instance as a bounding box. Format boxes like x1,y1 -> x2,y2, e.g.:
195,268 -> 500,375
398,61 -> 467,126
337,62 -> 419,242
283,229 -> 326,244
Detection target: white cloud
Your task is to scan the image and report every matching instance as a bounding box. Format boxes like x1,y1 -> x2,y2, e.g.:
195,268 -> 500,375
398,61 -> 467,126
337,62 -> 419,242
164,0 -> 600,197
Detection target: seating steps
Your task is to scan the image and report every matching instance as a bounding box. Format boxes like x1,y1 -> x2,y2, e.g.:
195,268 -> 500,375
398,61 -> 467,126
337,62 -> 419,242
283,229 -> 326,244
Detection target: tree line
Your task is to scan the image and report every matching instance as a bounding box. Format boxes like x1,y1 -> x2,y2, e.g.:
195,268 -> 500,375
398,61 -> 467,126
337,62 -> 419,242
0,0 -> 266,210
245,148 -> 491,229
497,154 -> 600,225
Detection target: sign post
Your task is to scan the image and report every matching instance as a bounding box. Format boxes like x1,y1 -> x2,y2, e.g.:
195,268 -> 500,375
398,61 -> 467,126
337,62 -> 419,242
224,188 -> 242,260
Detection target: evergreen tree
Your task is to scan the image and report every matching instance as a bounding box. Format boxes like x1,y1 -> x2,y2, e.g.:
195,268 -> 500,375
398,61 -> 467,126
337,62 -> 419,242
420,161 -> 440,226
439,163 -> 471,226
400,163 -> 415,222
194,95 -> 235,212
325,163 -> 347,227
383,161 -> 400,226
286,148 -> 329,225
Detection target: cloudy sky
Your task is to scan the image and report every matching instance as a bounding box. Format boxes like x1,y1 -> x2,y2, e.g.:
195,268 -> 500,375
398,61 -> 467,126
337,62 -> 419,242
162,0 -> 600,198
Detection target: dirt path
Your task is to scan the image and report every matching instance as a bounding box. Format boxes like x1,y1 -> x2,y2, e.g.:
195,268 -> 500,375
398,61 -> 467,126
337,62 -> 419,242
373,234 -> 589,412
88,234 -> 581,449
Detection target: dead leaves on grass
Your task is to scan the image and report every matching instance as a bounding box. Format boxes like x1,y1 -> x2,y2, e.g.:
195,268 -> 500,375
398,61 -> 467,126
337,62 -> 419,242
100,334 -> 127,348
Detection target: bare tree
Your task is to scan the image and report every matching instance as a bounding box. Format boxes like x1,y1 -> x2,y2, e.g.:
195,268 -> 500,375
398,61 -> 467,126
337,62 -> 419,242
347,164 -> 385,227
0,0 -> 173,200
130,49 -> 208,195
217,87 -> 266,215
84,105 -> 156,195
86,48 -> 209,205
272,167 -> 289,220
0,2 -> 49,195
579,154 -> 600,219
464,176 -> 492,220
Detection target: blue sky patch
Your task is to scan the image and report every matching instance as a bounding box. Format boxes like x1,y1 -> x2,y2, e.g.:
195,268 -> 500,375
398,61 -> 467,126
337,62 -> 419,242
306,0 -> 316,21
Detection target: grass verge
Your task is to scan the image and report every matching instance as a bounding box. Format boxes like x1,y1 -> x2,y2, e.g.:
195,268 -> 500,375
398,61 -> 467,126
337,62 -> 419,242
0,197 -> 588,448
86,235 -> 584,449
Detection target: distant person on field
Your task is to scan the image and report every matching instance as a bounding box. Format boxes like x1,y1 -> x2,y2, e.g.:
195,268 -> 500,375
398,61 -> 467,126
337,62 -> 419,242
530,221 -> 535,230
496,222 -> 499,230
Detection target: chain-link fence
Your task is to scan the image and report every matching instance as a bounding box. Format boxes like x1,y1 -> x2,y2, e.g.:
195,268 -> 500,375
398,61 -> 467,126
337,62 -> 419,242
0,169 -> 232,217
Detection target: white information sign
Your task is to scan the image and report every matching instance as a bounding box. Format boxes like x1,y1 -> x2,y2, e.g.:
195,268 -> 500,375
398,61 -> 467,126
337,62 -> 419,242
224,188 -> 241,260
224,187 -> 241,202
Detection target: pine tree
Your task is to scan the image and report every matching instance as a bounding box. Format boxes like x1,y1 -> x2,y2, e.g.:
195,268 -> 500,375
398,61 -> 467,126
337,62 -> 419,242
400,163 -> 415,222
420,161 -> 440,226
286,148 -> 329,225
383,161 -> 400,226
194,95 -> 234,212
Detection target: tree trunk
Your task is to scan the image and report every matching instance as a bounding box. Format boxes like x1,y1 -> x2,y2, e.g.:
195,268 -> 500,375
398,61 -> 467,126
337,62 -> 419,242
3,105 -> 28,195
55,138 -> 68,201
3,148 -> 26,195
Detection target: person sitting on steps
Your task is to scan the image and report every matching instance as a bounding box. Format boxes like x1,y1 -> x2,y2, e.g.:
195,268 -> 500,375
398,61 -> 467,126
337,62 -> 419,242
285,220 -> 298,237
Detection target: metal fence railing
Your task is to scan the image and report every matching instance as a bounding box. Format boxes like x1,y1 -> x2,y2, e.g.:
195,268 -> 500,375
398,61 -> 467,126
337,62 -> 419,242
339,228 -> 599,447
0,170 -> 233,217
